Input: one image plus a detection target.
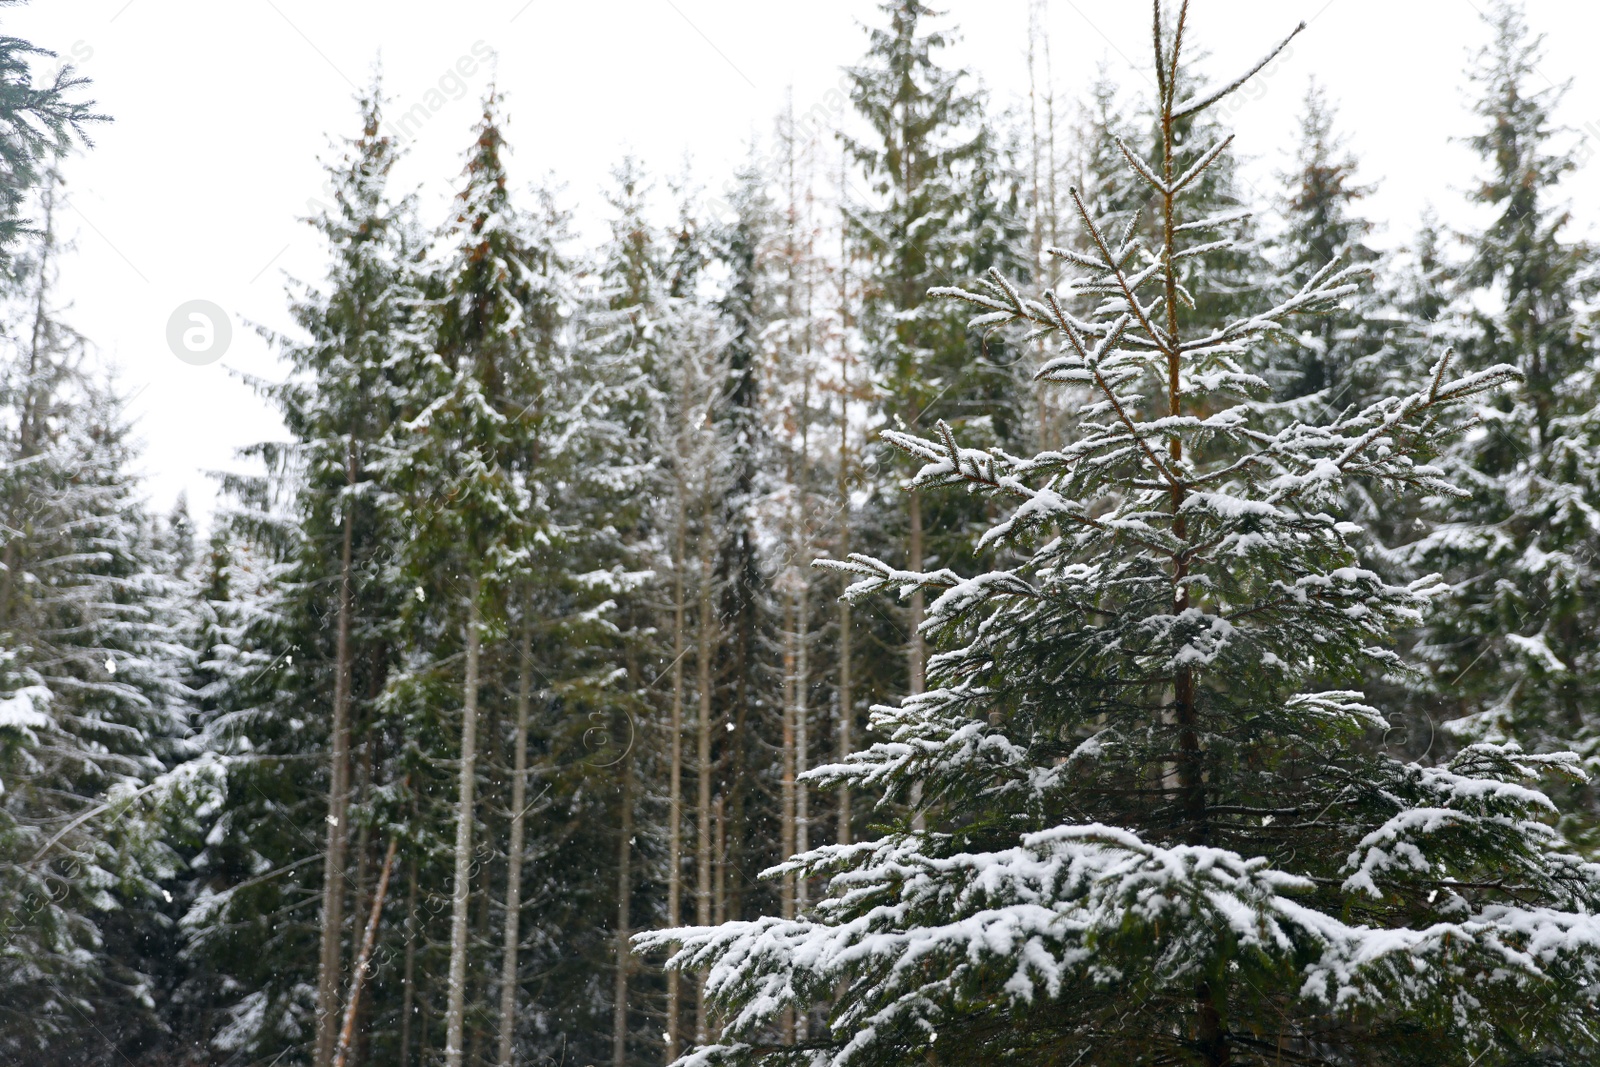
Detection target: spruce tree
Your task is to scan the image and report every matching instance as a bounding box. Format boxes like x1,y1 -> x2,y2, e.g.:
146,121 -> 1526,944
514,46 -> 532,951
172,82 -> 422,1064
392,91 -> 549,1067
1406,1 -> 1600,821
710,160 -> 782,946
644,6 -> 1600,1065
1268,81 -> 1383,406
257,84 -> 423,1067
841,0 -> 1028,713
0,1 -> 104,260
0,173 -> 191,1061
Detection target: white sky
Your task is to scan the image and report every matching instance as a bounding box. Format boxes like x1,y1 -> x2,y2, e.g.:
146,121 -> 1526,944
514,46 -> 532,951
11,0 -> 1600,522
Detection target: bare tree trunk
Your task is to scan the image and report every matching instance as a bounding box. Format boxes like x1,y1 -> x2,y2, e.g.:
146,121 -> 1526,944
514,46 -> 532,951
444,589 -> 482,1067
612,753 -> 635,1067
315,451 -> 358,1067
471,696 -> 499,1067
498,609 -> 535,1067
779,589 -> 798,1046
400,854 -> 418,1067
666,496 -> 687,1062
781,593 -> 798,924
694,488 -> 716,1044
794,576 -> 810,910
348,744 -> 373,1059
333,836 -> 399,1067
836,178 -> 855,850
712,794 -> 726,925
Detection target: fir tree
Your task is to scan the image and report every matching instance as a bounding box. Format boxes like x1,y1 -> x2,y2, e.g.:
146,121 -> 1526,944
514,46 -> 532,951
1268,81 -> 1383,405
0,1 -> 104,261
644,7 -> 1600,1065
710,159 -> 782,946
0,173 -> 192,1061
392,90 -> 551,1067
173,82 -> 422,1064
263,83 -> 423,1067
841,0 -> 1028,715
1406,1 -> 1600,837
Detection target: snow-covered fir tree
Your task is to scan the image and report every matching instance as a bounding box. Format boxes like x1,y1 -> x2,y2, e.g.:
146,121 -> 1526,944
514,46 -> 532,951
174,81 -> 423,1065
0,3 -> 104,262
642,6 -> 1600,1065
1404,0 -> 1600,828
388,89 -> 558,1067
1267,81 -> 1385,407
0,170 -> 195,1062
841,0 -> 1030,755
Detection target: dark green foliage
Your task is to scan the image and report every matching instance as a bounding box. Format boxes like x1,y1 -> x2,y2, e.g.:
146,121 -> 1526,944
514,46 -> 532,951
0,1 -> 103,262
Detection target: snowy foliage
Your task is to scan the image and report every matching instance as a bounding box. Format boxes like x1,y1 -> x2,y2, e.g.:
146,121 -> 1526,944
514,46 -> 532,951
640,6 -> 1600,1064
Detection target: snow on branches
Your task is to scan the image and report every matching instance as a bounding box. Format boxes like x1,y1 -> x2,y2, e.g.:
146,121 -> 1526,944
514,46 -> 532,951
641,3 -> 1598,1064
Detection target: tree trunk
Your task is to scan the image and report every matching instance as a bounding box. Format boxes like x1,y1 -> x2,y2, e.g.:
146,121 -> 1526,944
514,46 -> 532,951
314,451 -> 358,1067
695,491 -> 716,1045
612,751 -> 635,1067
794,575 -> 809,908
836,195 -> 854,850
400,854 -> 418,1067
713,793 -> 726,925
779,591 -> 798,1047
666,492 -> 687,1063
498,609 -> 535,1066
1158,77 -> 1224,1065
348,743 -> 373,1058
781,593 -> 798,924
333,836 -> 399,1067
444,589 -> 482,1067
794,572 -> 810,1043
473,697 -> 500,1065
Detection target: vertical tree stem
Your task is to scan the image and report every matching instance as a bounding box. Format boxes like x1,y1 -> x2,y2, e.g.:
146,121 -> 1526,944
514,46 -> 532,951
333,836 -> 399,1067
315,444 -> 358,1067
444,587 -> 481,1067
497,606 -> 535,1066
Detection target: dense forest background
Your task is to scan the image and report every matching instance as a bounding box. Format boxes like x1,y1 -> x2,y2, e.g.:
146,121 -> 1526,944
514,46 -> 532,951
2,1 -> 1599,1064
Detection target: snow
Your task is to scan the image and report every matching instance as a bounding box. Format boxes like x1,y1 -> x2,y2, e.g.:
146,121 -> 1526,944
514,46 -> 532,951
0,685 -> 51,736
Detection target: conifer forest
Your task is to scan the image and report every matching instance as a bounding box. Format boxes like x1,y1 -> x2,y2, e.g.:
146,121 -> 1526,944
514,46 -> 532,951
8,1 -> 1600,1063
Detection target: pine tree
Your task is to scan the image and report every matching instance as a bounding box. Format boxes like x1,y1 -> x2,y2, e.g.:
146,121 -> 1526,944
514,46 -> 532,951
644,6 -> 1600,1064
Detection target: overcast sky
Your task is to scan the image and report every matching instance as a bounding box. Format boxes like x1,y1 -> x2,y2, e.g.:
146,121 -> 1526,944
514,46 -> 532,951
12,0 -> 1600,521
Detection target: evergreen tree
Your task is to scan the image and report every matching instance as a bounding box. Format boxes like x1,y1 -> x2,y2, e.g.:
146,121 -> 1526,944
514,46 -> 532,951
645,7 -> 1600,1065
709,159 -> 782,945
842,0 -> 1029,716
171,82 -> 422,1064
0,1 -> 104,261
390,91 -> 553,1067
0,173 -> 192,1061
1268,81 -> 1383,405
1404,1 -> 1600,839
